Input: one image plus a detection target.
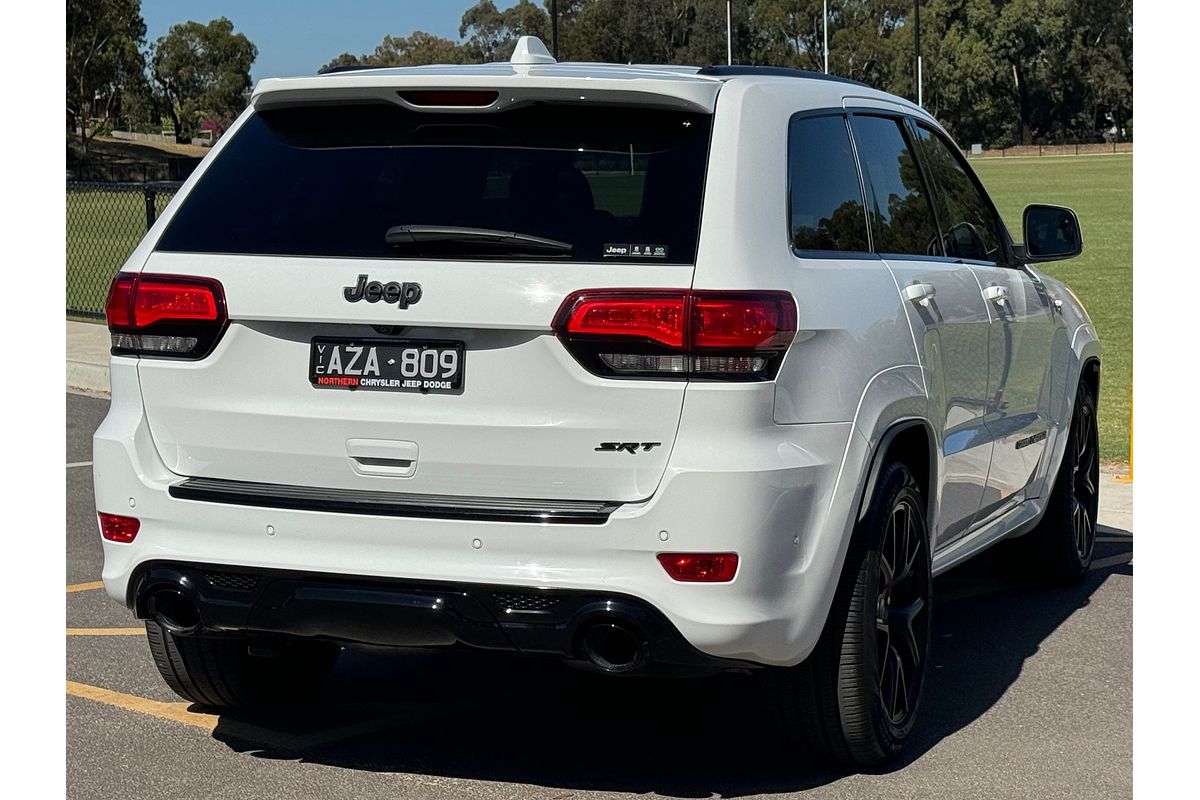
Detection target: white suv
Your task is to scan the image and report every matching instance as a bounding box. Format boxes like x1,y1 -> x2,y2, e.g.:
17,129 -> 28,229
93,37 -> 1099,766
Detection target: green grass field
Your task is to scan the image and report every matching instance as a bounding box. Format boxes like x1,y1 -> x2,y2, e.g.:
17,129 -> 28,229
971,154 -> 1132,461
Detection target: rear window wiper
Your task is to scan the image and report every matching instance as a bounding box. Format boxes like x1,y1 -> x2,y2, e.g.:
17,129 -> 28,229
385,225 -> 574,255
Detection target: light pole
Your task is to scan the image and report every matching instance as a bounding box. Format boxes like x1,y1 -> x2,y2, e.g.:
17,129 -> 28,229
726,1 -> 733,65
914,0 -> 922,106
551,0 -> 559,60
824,1 -> 829,74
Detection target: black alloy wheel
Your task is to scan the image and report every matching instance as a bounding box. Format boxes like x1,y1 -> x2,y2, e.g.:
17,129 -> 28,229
875,494 -> 931,728
1069,390 -> 1100,565
764,460 -> 933,767
995,377 -> 1100,584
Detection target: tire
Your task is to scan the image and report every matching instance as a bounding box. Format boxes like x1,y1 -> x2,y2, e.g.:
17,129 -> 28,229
996,379 -> 1099,584
145,621 -> 339,710
764,460 -> 933,767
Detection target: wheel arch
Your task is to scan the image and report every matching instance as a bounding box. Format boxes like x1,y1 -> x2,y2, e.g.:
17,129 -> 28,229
1026,349 -> 1102,518
855,418 -> 937,531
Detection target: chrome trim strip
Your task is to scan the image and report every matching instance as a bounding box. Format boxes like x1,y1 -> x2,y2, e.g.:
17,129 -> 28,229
169,477 -> 620,525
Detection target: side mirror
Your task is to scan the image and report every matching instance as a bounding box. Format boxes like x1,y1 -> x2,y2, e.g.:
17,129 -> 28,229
1022,204 -> 1082,262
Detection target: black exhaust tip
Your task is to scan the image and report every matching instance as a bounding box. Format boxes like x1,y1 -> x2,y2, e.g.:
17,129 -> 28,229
579,621 -> 645,673
147,589 -> 203,635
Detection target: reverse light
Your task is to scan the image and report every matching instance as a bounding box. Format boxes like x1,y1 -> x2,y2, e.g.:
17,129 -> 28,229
657,553 -> 739,582
98,513 -> 140,543
105,273 -> 227,359
553,290 -> 796,380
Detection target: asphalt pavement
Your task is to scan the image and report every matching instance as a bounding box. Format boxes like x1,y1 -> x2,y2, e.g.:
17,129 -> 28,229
66,391 -> 1132,800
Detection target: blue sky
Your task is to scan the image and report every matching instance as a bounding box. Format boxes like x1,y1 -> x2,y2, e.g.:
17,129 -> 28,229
141,1 -> 523,81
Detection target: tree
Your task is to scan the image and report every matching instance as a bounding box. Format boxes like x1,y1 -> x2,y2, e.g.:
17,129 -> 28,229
151,17 -> 257,143
312,0 -> 1132,147
319,31 -> 468,72
460,0 -> 550,61
828,0 -> 907,86
66,0 -> 147,150
750,0 -> 829,71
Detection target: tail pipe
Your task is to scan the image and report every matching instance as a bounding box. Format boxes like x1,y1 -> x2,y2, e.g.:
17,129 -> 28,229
145,588 -> 204,635
578,620 -> 647,673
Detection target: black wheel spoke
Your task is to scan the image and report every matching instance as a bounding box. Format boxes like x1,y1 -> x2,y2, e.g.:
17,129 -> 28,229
1080,470 -> 1096,498
892,605 -> 923,669
880,514 -> 896,586
1077,506 -> 1092,558
900,508 -> 919,585
881,648 -> 902,720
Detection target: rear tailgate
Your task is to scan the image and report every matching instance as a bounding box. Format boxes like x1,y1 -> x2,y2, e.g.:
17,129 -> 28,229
135,256 -> 694,501
130,93 -> 714,504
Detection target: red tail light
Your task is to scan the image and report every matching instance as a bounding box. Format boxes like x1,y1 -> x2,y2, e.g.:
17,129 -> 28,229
553,290 -> 796,379
657,553 -> 739,582
105,273 -> 227,359
98,513 -> 140,543
561,292 -> 687,348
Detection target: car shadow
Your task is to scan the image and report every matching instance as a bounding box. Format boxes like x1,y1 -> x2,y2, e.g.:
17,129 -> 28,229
205,535 -> 1131,797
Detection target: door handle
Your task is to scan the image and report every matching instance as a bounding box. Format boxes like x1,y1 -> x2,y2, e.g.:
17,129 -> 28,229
902,282 -> 936,306
983,284 -> 1009,306
346,439 -> 418,478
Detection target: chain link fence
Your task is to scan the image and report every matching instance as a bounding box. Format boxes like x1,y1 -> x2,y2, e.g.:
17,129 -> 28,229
965,142 -> 1133,159
66,181 -> 180,319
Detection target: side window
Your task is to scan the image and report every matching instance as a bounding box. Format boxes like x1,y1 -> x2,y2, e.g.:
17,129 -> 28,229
787,114 -> 870,253
913,124 -> 1006,263
848,115 -> 942,257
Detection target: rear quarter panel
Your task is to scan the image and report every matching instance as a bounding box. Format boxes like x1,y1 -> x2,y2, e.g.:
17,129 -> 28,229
692,78 -> 923,427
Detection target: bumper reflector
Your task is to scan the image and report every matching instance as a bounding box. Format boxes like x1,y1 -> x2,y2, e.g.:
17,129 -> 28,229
98,513 -> 140,543
657,552 -> 739,582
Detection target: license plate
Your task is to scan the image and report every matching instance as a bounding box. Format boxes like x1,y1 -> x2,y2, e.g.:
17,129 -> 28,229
309,339 -> 464,393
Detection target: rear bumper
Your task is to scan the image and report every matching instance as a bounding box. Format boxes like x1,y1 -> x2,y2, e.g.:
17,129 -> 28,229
95,363 -> 867,667
129,561 -> 744,675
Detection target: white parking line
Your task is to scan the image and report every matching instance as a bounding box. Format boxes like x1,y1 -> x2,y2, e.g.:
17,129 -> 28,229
67,461 -> 93,468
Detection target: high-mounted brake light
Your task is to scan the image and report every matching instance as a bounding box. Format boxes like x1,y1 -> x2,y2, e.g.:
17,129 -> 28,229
398,90 -> 500,107
105,273 -> 227,359
98,512 -> 140,543
553,290 -> 796,380
657,553 -> 739,582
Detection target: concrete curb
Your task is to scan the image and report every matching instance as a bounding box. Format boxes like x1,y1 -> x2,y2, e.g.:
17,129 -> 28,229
66,362 -> 110,396
67,320 -> 111,397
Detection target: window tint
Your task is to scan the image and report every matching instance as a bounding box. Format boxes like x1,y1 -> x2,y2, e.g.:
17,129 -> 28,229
787,115 -> 870,252
913,125 -> 1005,262
849,115 -> 941,257
156,103 -> 711,264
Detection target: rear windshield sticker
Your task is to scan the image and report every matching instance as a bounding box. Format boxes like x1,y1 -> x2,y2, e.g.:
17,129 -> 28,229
603,243 -> 668,258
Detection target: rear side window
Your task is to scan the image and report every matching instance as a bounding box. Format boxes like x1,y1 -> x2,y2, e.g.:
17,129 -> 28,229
156,103 -> 712,264
787,115 -> 870,253
849,115 -> 942,257
913,125 -> 1006,263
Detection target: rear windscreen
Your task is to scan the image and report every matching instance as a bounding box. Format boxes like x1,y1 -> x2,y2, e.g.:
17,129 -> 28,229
156,102 -> 712,264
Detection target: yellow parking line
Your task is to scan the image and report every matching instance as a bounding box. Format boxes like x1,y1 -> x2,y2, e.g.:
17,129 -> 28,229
66,680 -> 218,732
67,675 -> 516,751
66,580 -> 105,593
67,627 -> 144,636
